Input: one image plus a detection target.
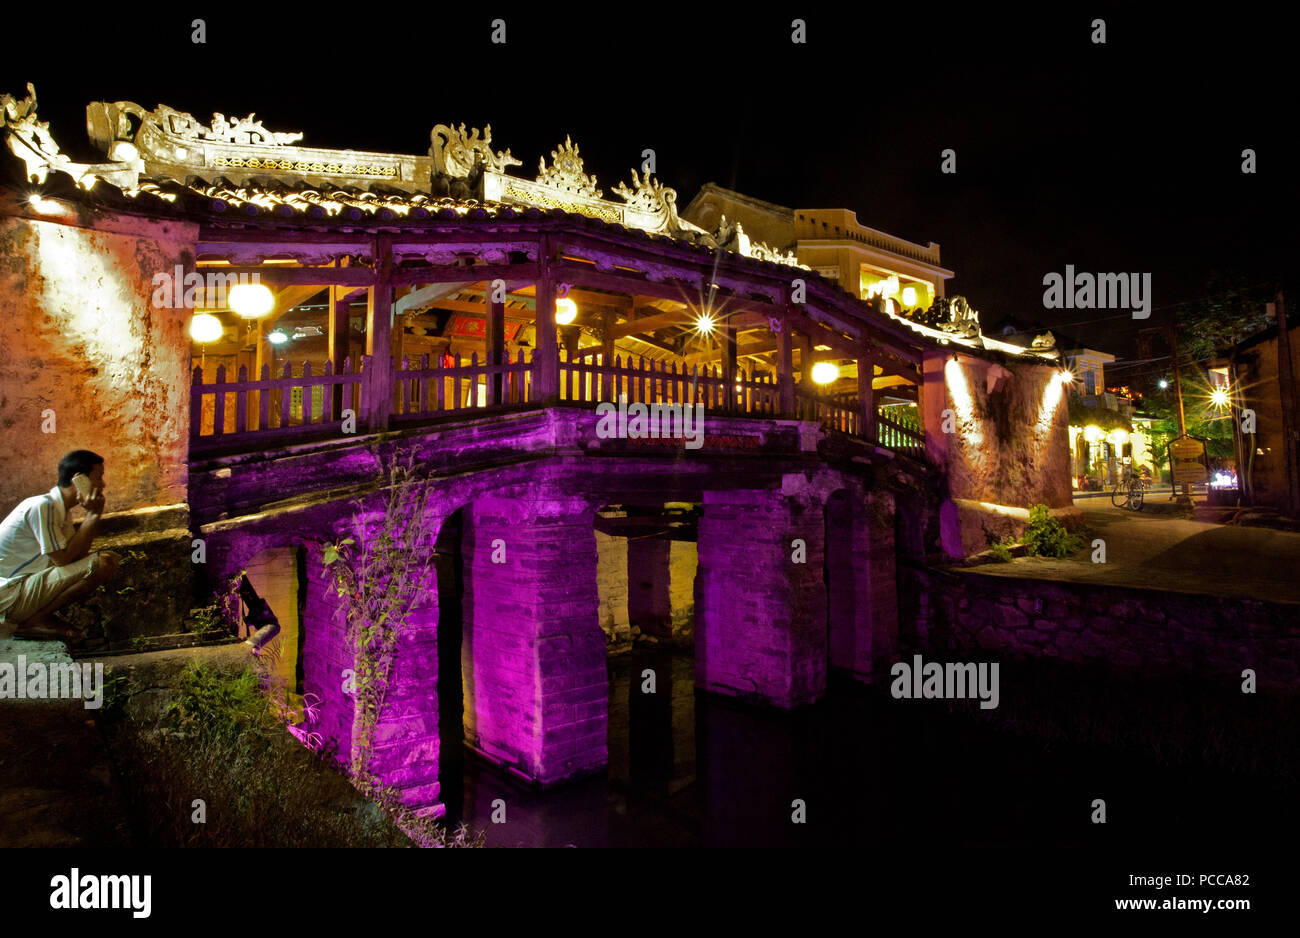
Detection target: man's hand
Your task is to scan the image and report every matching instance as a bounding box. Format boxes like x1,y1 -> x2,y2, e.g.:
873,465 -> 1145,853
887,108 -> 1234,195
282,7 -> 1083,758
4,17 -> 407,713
82,487 -> 106,516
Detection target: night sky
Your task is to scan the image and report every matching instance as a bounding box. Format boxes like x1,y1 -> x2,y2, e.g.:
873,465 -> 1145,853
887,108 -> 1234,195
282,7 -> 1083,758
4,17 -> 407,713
5,7 -> 1295,376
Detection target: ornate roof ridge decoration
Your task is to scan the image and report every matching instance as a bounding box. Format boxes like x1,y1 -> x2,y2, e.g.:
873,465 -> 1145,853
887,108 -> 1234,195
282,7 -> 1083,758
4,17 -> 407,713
152,105 -> 304,146
1,86 -> 812,271
536,136 -> 600,198
888,294 -> 984,343
86,98 -> 432,193
430,124 -> 521,177
2,84 -> 144,192
612,167 -> 675,218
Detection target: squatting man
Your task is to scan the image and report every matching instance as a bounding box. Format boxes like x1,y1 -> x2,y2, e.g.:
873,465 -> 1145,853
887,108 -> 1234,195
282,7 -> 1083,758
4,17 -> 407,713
0,450 -> 121,641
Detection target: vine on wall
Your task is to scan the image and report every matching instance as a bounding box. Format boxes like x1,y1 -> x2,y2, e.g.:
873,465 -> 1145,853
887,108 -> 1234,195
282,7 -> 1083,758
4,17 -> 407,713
321,452 -> 438,787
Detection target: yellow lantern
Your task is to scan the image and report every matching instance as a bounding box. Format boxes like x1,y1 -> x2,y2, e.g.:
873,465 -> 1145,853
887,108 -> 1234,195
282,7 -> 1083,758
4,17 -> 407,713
811,361 -> 840,385
190,313 -> 224,343
229,282 -> 275,318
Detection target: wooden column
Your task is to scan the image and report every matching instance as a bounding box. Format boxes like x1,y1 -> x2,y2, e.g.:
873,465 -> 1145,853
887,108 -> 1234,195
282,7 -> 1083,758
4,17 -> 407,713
858,352 -> 876,444
366,236 -> 394,430
600,310 -> 615,401
721,320 -> 737,411
777,310 -> 795,415
328,285 -> 352,417
793,331 -> 811,388
486,292 -> 505,405
533,243 -> 559,403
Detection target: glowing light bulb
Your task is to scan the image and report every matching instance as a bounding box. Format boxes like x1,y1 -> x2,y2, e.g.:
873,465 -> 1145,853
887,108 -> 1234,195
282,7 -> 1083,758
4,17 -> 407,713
190,313 -> 224,343
1211,387 -> 1229,407
811,361 -> 840,385
695,312 -> 716,336
901,286 -> 917,307
229,282 -> 275,318
555,296 -> 578,325
1059,369 -> 1074,385
268,330 -> 288,345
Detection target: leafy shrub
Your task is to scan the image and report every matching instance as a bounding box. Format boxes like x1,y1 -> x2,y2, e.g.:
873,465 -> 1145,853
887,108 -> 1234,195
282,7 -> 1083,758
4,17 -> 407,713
107,661 -> 485,847
988,537 -> 1015,563
1021,505 -> 1084,558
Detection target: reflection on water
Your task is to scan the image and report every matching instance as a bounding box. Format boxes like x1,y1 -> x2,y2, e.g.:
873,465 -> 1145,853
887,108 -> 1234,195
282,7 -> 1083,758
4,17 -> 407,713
443,650 -> 1291,848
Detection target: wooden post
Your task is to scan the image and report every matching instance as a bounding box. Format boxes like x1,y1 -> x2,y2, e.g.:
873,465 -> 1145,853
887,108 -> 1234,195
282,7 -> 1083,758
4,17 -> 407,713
793,331 -> 810,388
600,311 -> 615,401
328,285 -> 351,417
251,319 -> 264,429
534,242 -> 559,403
777,310 -> 795,416
858,352 -> 876,444
486,291 -> 505,405
721,320 -> 737,412
366,236 -> 394,430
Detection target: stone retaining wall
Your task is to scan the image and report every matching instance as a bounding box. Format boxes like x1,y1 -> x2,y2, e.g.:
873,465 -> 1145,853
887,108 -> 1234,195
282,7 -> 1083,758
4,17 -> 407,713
902,563 -> 1300,694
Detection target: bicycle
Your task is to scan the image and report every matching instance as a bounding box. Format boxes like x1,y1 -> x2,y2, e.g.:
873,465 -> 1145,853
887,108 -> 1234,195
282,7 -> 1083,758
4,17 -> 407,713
1110,466 -> 1145,511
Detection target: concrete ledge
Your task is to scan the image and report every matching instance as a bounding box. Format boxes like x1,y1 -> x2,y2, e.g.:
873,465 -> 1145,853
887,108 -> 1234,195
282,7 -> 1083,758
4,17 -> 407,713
943,498 -> 1082,559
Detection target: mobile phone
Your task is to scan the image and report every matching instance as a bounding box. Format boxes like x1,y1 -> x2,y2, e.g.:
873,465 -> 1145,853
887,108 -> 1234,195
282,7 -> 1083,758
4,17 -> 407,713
71,473 -> 95,503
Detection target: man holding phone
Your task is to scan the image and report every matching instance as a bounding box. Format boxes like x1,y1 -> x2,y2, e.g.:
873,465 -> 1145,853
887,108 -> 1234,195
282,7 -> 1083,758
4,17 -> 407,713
0,450 -> 121,641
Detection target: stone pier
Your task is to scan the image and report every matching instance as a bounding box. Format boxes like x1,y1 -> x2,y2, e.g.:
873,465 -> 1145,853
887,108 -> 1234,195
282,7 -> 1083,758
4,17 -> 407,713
462,489 -> 606,785
827,488 -> 899,682
695,486 -> 828,709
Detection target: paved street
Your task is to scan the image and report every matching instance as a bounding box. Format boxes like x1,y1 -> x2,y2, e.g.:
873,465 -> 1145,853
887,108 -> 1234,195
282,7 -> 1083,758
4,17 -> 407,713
974,493 -> 1300,604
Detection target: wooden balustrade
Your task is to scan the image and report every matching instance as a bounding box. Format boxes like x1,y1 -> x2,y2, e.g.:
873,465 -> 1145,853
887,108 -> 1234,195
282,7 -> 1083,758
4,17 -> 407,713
189,351 -> 923,456
558,350 -> 780,415
190,357 -> 368,445
391,351 -> 533,420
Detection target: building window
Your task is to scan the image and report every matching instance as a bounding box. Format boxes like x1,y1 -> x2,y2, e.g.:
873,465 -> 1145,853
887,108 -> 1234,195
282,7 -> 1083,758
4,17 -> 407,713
1084,370 -> 1096,395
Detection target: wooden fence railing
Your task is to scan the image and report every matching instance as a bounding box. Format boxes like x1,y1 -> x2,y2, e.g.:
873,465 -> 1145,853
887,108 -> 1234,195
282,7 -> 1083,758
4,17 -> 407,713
876,410 -> 925,456
391,351 -> 533,420
558,351 -> 780,415
796,390 -> 861,436
191,357 -> 368,444
190,352 -> 924,456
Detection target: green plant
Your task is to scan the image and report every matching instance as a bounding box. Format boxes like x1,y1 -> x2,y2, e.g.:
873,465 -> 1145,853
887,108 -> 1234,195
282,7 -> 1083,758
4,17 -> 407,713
189,602 -> 228,637
988,537 -> 1015,563
163,661 -> 281,745
1021,505 -> 1084,558
321,451 -> 437,785
99,673 -> 131,722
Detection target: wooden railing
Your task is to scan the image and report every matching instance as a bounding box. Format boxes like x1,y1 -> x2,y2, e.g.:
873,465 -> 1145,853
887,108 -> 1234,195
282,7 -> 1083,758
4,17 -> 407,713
190,352 -> 923,456
191,357 -> 368,444
876,409 -> 925,457
391,351 -> 533,420
796,390 -> 861,436
558,351 -> 780,415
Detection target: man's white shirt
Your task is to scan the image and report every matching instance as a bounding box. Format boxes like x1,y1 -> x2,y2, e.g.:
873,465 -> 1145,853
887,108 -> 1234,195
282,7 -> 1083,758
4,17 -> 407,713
0,485 -> 76,592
